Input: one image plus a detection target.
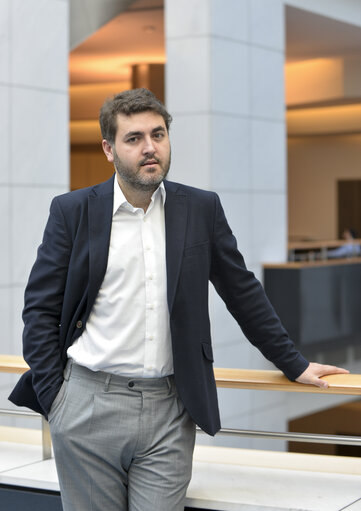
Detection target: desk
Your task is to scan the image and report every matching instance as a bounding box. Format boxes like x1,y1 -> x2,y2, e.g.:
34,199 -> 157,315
288,239 -> 361,261
264,259 -> 361,353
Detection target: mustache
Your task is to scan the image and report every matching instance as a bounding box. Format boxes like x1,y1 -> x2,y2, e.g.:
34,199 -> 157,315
139,156 -> 160,166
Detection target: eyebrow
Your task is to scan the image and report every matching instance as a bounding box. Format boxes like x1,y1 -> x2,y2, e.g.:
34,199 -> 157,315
152,126 -> 166,133
123,126 -> 166,140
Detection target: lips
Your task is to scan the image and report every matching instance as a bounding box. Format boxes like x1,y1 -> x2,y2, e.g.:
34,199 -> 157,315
141,159 -> 158,166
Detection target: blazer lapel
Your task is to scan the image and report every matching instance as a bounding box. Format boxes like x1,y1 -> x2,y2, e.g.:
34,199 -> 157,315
86,177 -> 187,318
86,176 -> 114,318
164,181 -> 187,314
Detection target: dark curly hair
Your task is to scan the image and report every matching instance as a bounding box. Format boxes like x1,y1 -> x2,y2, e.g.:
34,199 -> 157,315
99,88 -> 172,144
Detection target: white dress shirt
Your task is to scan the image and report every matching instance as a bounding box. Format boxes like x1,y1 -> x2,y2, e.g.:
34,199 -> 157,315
67,176 -> 173,377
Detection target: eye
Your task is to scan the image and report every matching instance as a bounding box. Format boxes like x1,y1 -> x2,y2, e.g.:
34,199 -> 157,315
153,131 -> 165,140
127,136 -> 139,144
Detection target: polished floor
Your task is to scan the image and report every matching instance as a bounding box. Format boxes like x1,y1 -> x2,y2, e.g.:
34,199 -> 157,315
0,427 -> 361,511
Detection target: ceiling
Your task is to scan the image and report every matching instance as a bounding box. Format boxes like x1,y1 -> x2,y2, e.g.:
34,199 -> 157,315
69,2 -> 361,84
70,0 -> 164,84
286,5 -> 361,62
70,0 -> 134,50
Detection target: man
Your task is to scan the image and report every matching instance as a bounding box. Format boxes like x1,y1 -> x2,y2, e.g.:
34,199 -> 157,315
9,88 -> 348,511
328,228 -> 361,258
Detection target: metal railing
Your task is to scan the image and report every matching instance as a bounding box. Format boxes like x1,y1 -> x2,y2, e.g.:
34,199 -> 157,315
1,355 -> 361,459
197,427 -> 361,447
0,408 -> 52,460
211,367 -> 361,449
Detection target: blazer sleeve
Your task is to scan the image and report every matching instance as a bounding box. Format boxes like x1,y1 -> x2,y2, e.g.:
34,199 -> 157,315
22,196 -> 71,414
209,193 -> 309,381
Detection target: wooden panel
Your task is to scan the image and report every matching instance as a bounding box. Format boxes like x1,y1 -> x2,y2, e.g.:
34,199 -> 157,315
70,144 -> 114,191
338,180 -> 361,238
289,400 -> 361,456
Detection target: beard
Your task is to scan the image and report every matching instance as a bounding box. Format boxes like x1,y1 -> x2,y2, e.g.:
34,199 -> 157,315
113,149 -> 171,192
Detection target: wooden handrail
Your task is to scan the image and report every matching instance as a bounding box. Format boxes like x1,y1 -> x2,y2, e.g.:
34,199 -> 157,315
0,355 -> 29,374
214,368 -> 361,395
1,355 -> 361,396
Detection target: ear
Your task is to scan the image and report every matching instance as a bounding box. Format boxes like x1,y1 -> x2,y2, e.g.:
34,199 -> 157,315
102,140 -> 114,163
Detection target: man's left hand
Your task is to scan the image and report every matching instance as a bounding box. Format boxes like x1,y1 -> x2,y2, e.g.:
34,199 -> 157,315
296,362 -> 349,389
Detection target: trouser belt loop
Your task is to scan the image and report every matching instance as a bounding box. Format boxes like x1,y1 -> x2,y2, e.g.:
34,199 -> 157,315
104,373 -> 111,392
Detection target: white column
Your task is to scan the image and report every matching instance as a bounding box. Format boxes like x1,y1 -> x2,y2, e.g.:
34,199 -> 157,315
0,0 -> 69,424
165,0 -> 288,448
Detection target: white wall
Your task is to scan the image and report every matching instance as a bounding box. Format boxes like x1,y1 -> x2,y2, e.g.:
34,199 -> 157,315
289,134 -> 361,241
0,0 -> 69,426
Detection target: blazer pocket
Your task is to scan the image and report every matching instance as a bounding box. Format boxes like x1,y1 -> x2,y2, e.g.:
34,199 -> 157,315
202,342 -> 214,362
184,240 -> 209,258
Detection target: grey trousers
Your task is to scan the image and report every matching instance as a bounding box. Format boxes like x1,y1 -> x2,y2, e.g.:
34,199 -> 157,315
49,361 -> 196,511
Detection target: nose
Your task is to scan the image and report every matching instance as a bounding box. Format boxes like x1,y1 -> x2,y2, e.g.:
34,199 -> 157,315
142,136 -> 156,155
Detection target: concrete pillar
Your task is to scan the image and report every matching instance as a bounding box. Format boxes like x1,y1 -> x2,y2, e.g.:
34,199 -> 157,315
0,0 -> 69,425
165,0 -> 288,448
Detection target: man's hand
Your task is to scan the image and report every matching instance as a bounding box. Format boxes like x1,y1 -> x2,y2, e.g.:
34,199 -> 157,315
295,362 -> 349,389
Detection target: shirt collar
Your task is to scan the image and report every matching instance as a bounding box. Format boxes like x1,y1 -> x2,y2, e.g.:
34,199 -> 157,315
113,174 -> 166,216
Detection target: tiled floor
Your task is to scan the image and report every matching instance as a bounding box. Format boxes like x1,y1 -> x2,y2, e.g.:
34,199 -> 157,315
0,430 -> 361,511
341,500 -> 361,511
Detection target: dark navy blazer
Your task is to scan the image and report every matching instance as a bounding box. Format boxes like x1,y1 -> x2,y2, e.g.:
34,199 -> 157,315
9,176 -> 308,435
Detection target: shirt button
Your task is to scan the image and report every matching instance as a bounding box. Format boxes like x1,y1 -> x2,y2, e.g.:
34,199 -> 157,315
148,335 -> 154,341
76,320 -> 83,329
128,381 -> 134,388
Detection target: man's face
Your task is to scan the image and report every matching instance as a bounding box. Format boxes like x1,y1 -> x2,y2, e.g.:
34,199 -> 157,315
104,111 -> 171,192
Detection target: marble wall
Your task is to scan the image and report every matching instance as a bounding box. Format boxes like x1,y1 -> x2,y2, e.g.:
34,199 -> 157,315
0,0 -> 69,425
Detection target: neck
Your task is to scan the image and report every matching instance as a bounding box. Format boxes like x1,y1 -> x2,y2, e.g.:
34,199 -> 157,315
116,176 -> 157,212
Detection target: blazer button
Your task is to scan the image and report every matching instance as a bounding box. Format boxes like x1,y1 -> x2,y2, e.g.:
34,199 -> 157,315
76,320 -> 83,329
